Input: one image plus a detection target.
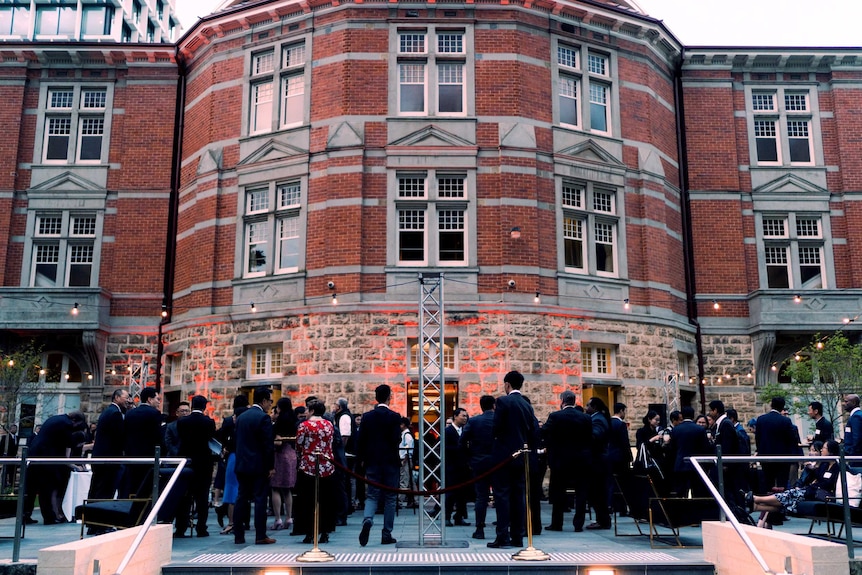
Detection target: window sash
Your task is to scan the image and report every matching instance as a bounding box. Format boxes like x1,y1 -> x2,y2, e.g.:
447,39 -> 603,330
246,189 -> 269,214
283,43 -> 306,68
587,53 -> 607,76
0,6 -> 30,36
437,176 -> 465,198
278,182 -> 301,209
437,62 -> 464,114
752,92 -> 776,111
796,217 -> 821,238
762,217 -> 787,238
37,215 -> 63,237
77,116 -> 104,161
67,244 -> 93,287
45,116 -> 71,161
754,119 -> 779,163
33,244 -> 60,287
399,33 -> 426,54
251,82 -> 273,133
594,221 -> 615,275
559,76 -> 579,127
438,209 -> 465,263
765,245 -> 790,288
35,6 -> 75,35
563,216 -> 584,270
589,83 -> 609,133
248,346 -> 282,378
245,221 -> 269,276
557,45 -> 578,69
71,216 -> 96,236
787,120 -> 811,163
399,63 -> 426,114
253,51 -> 275,75
276,216 -> 300,272
280,74 -> 304,128
398,209 -> 426,263
437,33 -> 463,54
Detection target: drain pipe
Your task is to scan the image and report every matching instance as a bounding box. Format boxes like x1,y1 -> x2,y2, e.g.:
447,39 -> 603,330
155,51 -> 186,392
672,50 -> 707,414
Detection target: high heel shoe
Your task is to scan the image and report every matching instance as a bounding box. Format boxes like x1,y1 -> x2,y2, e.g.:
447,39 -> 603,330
271,520 -> 283,530
220,524 -> 234,535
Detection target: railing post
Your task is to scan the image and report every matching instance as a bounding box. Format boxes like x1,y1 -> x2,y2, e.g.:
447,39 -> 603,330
152,447 -> 161,524
715,444 -> 725,522
838,445 -> 854,559
13,447 -> 27,563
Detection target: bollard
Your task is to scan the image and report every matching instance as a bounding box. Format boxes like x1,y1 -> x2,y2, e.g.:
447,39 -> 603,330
512,444 -> 549,561
297,449 -> 334,562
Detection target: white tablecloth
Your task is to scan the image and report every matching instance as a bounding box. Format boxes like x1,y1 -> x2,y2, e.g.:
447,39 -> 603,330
62,471 -> 92,521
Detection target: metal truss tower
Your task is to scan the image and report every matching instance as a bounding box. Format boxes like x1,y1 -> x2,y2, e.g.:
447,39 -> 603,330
417,273 -> 446,545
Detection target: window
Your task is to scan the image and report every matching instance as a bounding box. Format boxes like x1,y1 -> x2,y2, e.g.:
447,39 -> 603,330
242,180 -> 305,277
750,89 -> 814,165
396,172 -> 467,266
582,344 -> 616,377
156,0 -> 164,21
132,0 -> 141,24
247,345 -> 283,378
408,338 -> 457,372
561,180 -> 619,276
42,86 -> 109,163
30,212 -> 99,287
248,42 -> 307,134
82,6 -> 114,36
35,5 -> 75,36
0,5 -> 30,36
555,43 -> 613,134
163,354 -> 183,387
761,214 -> 825,289
397,29 -> 466,116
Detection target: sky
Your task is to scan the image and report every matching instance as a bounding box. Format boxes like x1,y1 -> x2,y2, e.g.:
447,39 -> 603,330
173,0 -> 862,48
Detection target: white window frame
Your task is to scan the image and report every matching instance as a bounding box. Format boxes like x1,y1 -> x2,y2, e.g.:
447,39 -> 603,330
241,179 -> 306,278
246,345 -> 283,379
554,41 -> 614,135
759,213 -> 827,289
28,211 -> 101,288
560,180 -> 619,277
582,344 -> 616,377
395,171 -> 469,267
749,88 -> 816,166
395,27 -> 468,117
40,85 -> 110,164
0,4 -> 30,38
408,337 -> 457,372
247,40 -> 308,135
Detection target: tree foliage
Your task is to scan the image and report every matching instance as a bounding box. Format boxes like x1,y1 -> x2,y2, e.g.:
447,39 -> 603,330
0,340 -> 43,431
779,332 -> 862,429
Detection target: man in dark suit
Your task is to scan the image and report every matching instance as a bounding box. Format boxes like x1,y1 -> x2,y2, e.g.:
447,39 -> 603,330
843,394 -> 862,459
122,387 -> 164,497
808,401 -> 834,442
88,388 -> 129,502
461,394 -> 495,540
542,390 -> 592,532
23,411 -> 86,524
585,397 -> 612,530
488,370 -> 539,548
356,384 -> 402,547
444,406 -> 471,527
666,406 -> 712,497
755,397 -> 800,490
708,399 -> 743,502
1,423 -> 19,489
233,387 -> 276,545
175,394 -> 216,538
607,402 -> 632,514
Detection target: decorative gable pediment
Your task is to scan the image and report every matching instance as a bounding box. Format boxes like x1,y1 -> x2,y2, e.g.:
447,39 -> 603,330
328,122 -> 364,149
388,124 -> 475,148
28,171 -> 105,197
557,139 -> 626,168
752,173 -> 828,196
197,147 -> 222,174
237,139 -> 308,166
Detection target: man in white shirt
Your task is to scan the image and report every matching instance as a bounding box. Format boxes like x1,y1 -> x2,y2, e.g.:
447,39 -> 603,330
398,417 -> 415,506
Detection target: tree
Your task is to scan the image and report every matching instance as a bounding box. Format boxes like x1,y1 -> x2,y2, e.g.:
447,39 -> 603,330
0,341 -> 43,433
780,332 -> 862,430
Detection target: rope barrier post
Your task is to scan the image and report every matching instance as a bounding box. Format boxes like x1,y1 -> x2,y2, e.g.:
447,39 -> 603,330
297,449 -> 334,562
12,447 -> 27,563
512,445 -> 548,561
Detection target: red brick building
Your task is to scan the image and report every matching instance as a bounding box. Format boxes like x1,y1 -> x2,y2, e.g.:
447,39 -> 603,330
2,0 -> 861,433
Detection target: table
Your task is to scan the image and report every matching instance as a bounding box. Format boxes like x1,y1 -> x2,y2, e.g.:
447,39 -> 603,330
62,470 -> 92,521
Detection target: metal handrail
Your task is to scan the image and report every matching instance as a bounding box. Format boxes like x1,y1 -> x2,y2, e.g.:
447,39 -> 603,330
0,450 -> 187,574
690,452 -> 862,575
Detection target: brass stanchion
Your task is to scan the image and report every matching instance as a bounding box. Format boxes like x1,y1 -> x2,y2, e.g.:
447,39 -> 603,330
512,444 -> 549,561
297,449 -> 334,562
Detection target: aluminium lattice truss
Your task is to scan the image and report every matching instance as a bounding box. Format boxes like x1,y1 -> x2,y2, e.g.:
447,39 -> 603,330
417,273 -> 447,545
127,361 -> 148,401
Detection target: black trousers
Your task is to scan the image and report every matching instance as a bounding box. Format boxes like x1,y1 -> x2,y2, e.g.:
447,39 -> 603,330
234,471 -> 270,542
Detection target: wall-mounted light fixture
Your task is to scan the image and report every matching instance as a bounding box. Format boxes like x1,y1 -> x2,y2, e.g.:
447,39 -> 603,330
510,226 -> 521,239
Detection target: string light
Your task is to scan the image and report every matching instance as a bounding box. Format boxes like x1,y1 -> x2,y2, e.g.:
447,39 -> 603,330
712,300 -> 720,310
816,341 -> 824,349
331,293 -> 338,305
6,359 -> 13,367
623,298 -> 630,310
250,302 -> 257,313
793,294 -> 802,303
534,292 -> 541,304
161,304 -> 169,318
71,302 -> 79,316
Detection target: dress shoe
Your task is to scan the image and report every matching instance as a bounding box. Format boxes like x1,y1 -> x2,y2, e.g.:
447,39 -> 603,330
23,517 -> 38,525
742,490 -> 754,513
255,537 -> 277,545
545,525 -> 563,531
381,534 -> 397,545
486,538 -> 511,548
574,526 -> 584,532
216,504 -> 227,528
454,519 -> 471,526
234,539 -> 246,544
445,519 -> 454,527
335,518 -> 347,526
302,535 -> 314,544
318,533 -> 329,544
173,532 -> 188,539
359,520 -> 372,547
511,539 -> 523,547
472,528 -> 485,540
585,522 -> 611,530
197,530 -> 209,537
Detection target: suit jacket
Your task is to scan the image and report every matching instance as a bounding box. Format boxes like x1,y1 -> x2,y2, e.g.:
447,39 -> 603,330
541,406 -> 591,470
845,409 -> 862,456
0,432 -> 18,457
124,403 -> 164,457
607,416 -> 632,468
28,414 -> 79,457
714,415 -> 740,456
177,411 -> 216,470
492,391 -> 538,464
444,424 -> 470,481
590,411 -> 610,461
92,403 -> 125,457
234,404 -> 275,475
667,420 -> 712,472
755,410 -> 799,455
814,416 -> 835,442
461,410 -> 495,472
356,404 -> 401,468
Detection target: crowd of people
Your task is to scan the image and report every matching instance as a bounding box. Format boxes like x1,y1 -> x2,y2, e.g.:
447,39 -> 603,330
7,379 -> 862,545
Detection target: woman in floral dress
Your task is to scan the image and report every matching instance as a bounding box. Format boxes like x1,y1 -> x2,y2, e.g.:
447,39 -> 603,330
295,400 -> 336,544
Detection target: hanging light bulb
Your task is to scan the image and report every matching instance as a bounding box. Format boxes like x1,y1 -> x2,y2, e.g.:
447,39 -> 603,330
71,302 -> 79,316
623,298 -> 630,310
6,359 -> 13,367
793,294 -> 802,304
795,354 -> 802,362
250,302 -> 257,313
816,341 -> 824,349
161,304 -> 169,318
534,292 -> 541,304
771,364 -> 778,372
332,293 -> 338,305
712,300 -> 720,310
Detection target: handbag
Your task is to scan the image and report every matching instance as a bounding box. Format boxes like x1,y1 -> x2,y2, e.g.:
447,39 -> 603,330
634,442 -> 664,480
